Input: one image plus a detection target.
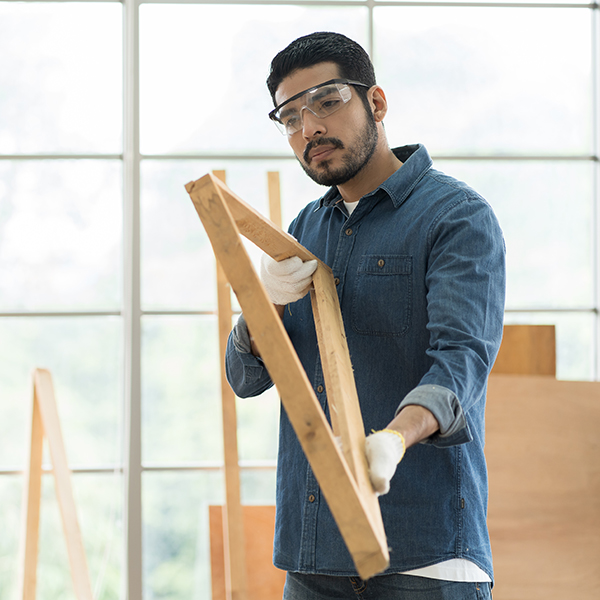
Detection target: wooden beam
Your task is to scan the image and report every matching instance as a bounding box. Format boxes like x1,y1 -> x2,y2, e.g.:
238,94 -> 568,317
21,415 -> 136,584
267,172 -> 282,228
18,369 -> 93,600
17,383 -> 44,600
212,170 -> 248,600
185,174 -> 389,579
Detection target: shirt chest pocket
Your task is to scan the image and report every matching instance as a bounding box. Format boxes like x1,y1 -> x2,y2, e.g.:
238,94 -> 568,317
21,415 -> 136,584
351,255 -> 413,336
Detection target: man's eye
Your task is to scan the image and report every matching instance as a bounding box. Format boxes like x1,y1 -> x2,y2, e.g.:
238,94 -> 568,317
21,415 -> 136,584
283,115 -> 300,128
320,98 -> 341,112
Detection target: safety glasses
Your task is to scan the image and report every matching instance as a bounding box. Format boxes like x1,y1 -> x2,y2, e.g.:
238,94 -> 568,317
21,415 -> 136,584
269,78 -> 370,136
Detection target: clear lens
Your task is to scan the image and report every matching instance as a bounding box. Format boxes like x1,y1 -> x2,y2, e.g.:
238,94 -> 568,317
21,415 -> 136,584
273,82 -> 352,136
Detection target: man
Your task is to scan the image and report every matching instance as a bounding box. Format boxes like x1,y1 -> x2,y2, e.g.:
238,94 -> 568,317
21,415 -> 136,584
226,31 -> 505,600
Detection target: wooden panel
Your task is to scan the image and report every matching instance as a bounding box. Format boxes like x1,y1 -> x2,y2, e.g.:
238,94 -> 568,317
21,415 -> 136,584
210,506 -> 286,600
486,374 -> 600,599
185,174 -> 388,579
492,325 -> 556,376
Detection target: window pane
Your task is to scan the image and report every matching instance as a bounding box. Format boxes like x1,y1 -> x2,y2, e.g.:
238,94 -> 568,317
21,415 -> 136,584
139,4 -> 368,155
141,159 -> 324,311
0,317 -> 122,468
240,469 -> 277,504
142,316 -> 223,465
142,314 -> 280,465
374,7 -> 592,156
32,473 -> 123,600
0,475 -> 21,599
0,160 -> 122,311
434,160 -> 594,310
0,2 -> 122,154
237,387 -> 280,463
143,471 -> 223,600
504,311 -> 594,380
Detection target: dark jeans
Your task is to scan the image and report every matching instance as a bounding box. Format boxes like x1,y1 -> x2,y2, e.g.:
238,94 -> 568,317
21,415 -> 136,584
283,572 -> 492,600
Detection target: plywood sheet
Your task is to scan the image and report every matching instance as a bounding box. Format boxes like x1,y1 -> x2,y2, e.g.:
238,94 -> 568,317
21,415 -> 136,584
486,374 -> 600,599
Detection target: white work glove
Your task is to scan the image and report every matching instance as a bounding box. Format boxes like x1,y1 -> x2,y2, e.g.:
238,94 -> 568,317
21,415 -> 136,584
365,430 -> 406,496
260,254 -> 318,306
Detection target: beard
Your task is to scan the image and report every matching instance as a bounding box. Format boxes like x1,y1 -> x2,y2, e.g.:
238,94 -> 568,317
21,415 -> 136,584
299,109 -> 379,187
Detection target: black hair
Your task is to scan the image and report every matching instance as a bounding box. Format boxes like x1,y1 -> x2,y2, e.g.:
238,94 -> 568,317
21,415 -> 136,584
266,32 -> 376,111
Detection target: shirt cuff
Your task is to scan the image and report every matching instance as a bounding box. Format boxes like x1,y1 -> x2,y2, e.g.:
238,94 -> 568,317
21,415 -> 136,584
395,384 -> 472,447
232,313 -> 253,354
229,313 -> 267,385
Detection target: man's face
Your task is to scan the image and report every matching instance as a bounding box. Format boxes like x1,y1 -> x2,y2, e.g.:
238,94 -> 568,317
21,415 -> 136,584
274,62 -> 378,187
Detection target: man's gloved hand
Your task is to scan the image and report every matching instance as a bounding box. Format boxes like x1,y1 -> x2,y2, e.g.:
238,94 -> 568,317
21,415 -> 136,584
260,254 -> 318,306
365,429 -> 406,496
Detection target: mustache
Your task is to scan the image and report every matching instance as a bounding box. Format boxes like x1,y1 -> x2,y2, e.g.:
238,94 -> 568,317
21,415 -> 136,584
303,137 -> 345,163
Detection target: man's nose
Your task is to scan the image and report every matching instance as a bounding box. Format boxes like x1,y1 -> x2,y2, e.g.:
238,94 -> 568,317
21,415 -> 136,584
300,108 -> 325,140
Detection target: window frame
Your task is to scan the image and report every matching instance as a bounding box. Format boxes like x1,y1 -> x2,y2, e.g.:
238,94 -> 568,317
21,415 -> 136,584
0,0 -> 598,597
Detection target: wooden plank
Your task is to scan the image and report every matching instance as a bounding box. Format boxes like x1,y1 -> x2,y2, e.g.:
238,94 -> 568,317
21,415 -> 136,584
212,170 -> 248,600
492,325 -> 555,376
32,369 -> 93,600
310,267 -> 386,555
267,172 -> 282,228
210,506 -> 286,600
17,382 -> 45,600
200,173 -> 318,264
486,374 -> 600,599
185,174 -> 389,579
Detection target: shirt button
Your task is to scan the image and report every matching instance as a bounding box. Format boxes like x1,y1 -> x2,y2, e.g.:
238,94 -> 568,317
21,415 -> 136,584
308,494 -> 316,503
334,277 -> 340,286
378,259 -> 385,267
345,228 -> 353,236
317,385 -> 324,393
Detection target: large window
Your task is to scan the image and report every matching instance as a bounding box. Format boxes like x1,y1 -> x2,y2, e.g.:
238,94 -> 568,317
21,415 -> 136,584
1,0 -> 598,597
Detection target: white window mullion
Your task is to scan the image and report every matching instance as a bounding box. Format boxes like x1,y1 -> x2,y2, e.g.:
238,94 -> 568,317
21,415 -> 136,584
592,5 -> 600,379
123,0 -> 142,598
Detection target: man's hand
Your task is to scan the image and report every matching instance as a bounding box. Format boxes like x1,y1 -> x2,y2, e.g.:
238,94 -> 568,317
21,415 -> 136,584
260,254 -> 318,305
365,430 -> 406,496
366,405 -> 439,495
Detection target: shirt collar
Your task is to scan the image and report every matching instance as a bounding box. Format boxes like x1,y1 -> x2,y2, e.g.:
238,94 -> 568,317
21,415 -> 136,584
316,143 -> 433,211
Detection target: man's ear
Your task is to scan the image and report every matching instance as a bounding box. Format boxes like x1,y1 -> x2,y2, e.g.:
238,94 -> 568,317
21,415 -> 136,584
369,86 -> 388,123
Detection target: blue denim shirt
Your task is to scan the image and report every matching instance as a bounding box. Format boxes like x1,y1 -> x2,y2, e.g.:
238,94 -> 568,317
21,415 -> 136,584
225,144 -> 506,582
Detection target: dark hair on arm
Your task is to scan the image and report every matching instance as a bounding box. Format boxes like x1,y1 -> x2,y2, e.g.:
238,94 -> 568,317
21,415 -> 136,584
266,32 -> 376,110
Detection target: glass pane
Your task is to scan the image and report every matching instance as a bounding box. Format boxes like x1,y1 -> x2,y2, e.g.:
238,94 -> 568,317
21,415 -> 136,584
31,473 -> 123,600
0,2 -> 122,154
143,470 -> 223,600
0,475 -> 21,599
142,316 -> 222,464
434,160 -> 594,310
0,317 -> 122,469
374,7 -> 592,156
139,4 -> 368,155
0,160 -> 122,311
142,315 -> 280,465
503,311 -> 594,381
240,468 -> 277,504
141,158 -> 324,311
237,387 -> 280,463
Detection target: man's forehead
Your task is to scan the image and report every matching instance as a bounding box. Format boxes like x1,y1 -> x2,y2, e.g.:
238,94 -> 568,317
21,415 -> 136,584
274,62 -> 341,106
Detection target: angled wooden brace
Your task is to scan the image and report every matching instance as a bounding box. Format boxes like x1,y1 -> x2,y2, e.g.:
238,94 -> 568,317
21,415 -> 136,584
185,174 -> 389,579
18,368 -> 93,600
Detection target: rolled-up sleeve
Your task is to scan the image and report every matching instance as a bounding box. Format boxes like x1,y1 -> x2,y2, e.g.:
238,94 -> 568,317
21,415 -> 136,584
225,314 -> 274,398
396,384 -> 471,447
